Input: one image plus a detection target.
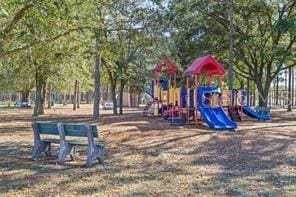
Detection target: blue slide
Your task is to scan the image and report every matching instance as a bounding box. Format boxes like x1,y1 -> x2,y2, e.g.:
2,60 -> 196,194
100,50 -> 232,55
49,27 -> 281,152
212,107 -> 237,129
242,106 -> 270,120
199,107 -> 237,130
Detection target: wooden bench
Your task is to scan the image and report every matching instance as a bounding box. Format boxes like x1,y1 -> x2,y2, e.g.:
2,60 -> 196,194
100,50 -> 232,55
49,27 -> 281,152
32,121 -> 108,167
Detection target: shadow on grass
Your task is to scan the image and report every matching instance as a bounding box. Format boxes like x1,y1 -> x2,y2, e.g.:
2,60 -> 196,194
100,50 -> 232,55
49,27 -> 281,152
188,135 -> 296,193
0,108 -> 295,195
240,124 -> 296,134
0,142 -> 123,194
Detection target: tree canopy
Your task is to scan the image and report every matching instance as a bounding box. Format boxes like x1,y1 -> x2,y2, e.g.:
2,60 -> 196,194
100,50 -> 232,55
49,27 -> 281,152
0,0 -> 295,116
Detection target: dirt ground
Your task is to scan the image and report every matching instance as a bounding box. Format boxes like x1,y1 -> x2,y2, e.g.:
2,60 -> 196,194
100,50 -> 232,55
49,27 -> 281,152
0,105 -> 295,196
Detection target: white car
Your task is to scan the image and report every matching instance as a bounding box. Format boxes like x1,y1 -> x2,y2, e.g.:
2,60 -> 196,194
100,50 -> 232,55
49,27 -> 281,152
103,102 -> 113,110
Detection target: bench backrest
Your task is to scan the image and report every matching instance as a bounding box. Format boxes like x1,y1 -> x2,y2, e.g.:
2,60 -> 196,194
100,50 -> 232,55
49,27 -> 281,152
62,124 -> 98,138
37,122 -> 59,135
35,122 -> 98,138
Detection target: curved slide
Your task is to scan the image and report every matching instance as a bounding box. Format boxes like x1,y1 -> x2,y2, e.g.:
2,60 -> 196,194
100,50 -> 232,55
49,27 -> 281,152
199,107 -> 237,130
242,106 -> 270,120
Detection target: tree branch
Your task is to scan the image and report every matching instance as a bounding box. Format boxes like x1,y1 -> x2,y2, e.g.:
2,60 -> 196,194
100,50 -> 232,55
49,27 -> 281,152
272,36 -> 296,79
1,4 -> 33,42
233,69 -> 251,80
1,24 -> 151,58
3,27 -> 79,57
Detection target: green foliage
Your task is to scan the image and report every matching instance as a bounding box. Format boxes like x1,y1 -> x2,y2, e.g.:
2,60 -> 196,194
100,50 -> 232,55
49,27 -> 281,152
160,0 -> 296,106
1,0 -> 295,110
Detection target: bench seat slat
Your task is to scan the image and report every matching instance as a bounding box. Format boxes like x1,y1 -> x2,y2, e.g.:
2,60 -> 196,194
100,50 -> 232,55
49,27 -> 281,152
42,138 -> 108,147
42,138 -> 59,143
68,141 -> 108,147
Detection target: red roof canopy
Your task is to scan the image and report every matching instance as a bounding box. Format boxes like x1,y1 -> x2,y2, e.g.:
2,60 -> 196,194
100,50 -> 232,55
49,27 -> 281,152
184,55 -> 225,77
152,59 -> 179,74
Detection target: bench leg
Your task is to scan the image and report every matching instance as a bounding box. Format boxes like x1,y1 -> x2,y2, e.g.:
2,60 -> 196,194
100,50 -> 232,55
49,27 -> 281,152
85,146 -> 105,167
58,144 -> 73,165
45,143 -> 52,157
32,142 -> 49,161
96,146 -> 105,164
86,146 -> 95,167
69,146 -> 76,161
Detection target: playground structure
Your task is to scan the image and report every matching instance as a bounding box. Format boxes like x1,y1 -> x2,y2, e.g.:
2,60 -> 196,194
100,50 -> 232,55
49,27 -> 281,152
143,59 -> 180,118
144,55 -> 271,130
143,59 -> 190,125
184,55 -> 237,130
228,89 -> 271,121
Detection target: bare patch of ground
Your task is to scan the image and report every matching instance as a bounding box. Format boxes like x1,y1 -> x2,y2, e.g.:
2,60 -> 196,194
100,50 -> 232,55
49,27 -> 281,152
0,105 -> 295,196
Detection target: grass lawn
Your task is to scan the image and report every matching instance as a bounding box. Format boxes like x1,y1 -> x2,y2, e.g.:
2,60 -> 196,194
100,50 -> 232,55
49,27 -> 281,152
0,101 -> 9,108
0,105 -> 295,196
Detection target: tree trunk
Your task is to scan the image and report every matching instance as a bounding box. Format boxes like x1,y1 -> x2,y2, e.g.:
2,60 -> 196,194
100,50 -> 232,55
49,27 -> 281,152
63,93 -> 67,105
28,92 -> 31,105
258,90 -> 267,107
33,80 -> 42,116
119,88 -> 123,114
93,38 -> 101,119
128,88 -> 132,107
8,93 -> 11,107
252,82 -> 256,106
80,92 -> 84,103
47,82 -> 52,109
110,82 -> 118,115
68,94 -> 71,104
119,79 -> 126,115
292,68 -> 294,106
33,70 -> 45,116
77,80 -> 80,108
228,0 -> 234,90
43,83 -> 47,108
275,75 -> 279,106
256,80 -> 271,107
273,83 -> 276,106
21,90 -> 30,102
246,78 -> 250,106
86,92 -> 90,104
138,92 -> 141,107
39,82 -> 46,115
285,70 -> 288,92
73,80 -> 77,110
103,85 -> 109,101
288,67 -> 292,112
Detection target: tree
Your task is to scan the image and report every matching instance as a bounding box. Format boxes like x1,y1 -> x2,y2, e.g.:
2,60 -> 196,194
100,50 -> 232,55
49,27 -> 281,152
1,1 -> 97,116
0,1 -> 93,59
288,67 -> 292,111
32,44 -> 63,116
77,80 -> 80,108
228,0 -> 234,90
0,54 -> 35,102
165,0 -> 296,107
201,0 -> 295,106
101,0 -> 164,114
0,2 -> 33,58
73,80 -> 78,110
47,82 -> 52,109
93,37 -> 102,118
